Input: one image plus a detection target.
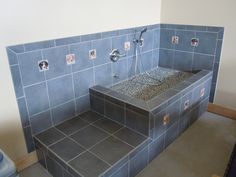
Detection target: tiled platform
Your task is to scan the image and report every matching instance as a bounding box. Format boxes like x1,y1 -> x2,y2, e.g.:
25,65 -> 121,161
34,111 -> 149,177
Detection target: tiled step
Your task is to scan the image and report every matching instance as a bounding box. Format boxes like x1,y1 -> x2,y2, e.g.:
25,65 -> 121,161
34,110 -> 149,177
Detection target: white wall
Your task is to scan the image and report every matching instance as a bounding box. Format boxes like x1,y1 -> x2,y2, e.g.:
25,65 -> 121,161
161,0 -> 236,110
0,0 -> 162,160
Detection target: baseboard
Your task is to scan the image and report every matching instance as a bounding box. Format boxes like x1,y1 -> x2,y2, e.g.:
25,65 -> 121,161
208,103 -> 236,120
15,151 -> 38,172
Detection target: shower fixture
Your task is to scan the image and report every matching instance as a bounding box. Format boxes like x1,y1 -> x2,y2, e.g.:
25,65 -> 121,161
133,27 -> 147,47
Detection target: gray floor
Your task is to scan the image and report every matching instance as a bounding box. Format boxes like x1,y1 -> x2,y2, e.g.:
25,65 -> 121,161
19,112 -> 236,177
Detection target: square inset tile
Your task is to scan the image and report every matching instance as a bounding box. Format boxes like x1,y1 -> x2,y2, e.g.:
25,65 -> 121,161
35,128 -> 65,146
93,118 -> 123,134
56,116 -> 88,135
17,97 -> 29,127
114,127 -> 147,147
43,46 -> 70,79
75,95 -> 90,115
30,110 -> 52,135
70,41 -> 93,72
47,74 -> 74,107
73,68 -> 94,98
173,51 -> 193,71
90,136 -> 133,165
92,38 -> 111,66
193,53 -> 214,70
94,63 -> 112,86
69,151 -> 110,177
18,50 -> 45,86
51,101 -> 76,125
159,49 -> 174,69
24,82 -> 49,116
49,138 -> 85,163
79,111 -> 103,123
71,125 -> 110,149
104,101 -> 125,124
10,65 -> 24,98
195,32 -> 217,55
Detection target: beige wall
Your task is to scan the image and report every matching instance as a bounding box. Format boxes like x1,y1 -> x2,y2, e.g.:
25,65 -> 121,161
161,0 -> 236,110
0,0 -> 162,160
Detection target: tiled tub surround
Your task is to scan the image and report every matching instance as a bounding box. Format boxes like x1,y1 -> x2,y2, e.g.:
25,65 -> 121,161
7,23 -> 223,153
35,69 -> 212,177
90,70 -> 212,138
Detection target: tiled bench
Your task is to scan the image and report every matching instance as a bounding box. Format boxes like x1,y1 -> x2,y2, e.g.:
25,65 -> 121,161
34,111 -> 150,177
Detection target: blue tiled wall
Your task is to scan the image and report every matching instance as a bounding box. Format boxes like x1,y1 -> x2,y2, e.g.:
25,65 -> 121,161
7,23 -> 223,152
7,24 -> 160,152
158,24 -> 224,102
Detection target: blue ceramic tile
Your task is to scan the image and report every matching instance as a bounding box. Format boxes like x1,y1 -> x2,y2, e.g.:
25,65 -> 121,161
25,82 -> 49,116
192,54 -> 214,70
112,58 -> 128,84
23,126 -> 35,152
43,46 -> 70,79
148,133 -> 164,162
102,30 -> 119,38
207,26 -> 222,32
181,91 -> 193,113
141,30 -> 153,52
73,68 -> 94,97
119,28 -> 135,35
76,95 -> 90,114
52,101 -> 76,125
154,109 -> 166,139
7,48 -> 18,65
185,25 -> 207,31
173,51 -> 193,71
152,49 -> 159,68
8,44 -> 25,53
140,51 -> 153,72
70,41 -> 93,72
153,29 -> 160,49
55,36 -> 81,46
104,101 -> 125,124
129,147 -> 149,177
47,75 -> 74,107
81,33 -> 101,42
215,40 -> 222,62
212,62 -> 219,83
112,35 -> 127,56
195,32 -> 217,55
110,163 -> 128,177
218,30 -> 224,40
164,122 -> 179,148
161,24 -> 186,30
25,40 -> 55,52
175,30 -> 195,52
158,49 -> 174,68
10,65 -> 24,98
92,38 -> 111,66
17,97 -> 29,127
160,29 -> 175,49
94,63 -> 112,86
18,51 -> 45,86
209,83 -> 216,103
30,110 -> 52,134
90,94 -> 104,115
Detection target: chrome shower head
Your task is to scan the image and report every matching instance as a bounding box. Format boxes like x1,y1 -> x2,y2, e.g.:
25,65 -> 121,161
139,27 -> 147,40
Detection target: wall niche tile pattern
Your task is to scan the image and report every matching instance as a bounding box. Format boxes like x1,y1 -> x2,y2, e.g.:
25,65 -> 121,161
7,23 -> 223,152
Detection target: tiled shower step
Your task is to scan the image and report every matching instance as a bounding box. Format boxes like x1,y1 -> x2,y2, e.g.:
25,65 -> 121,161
34,110 -> 149,177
